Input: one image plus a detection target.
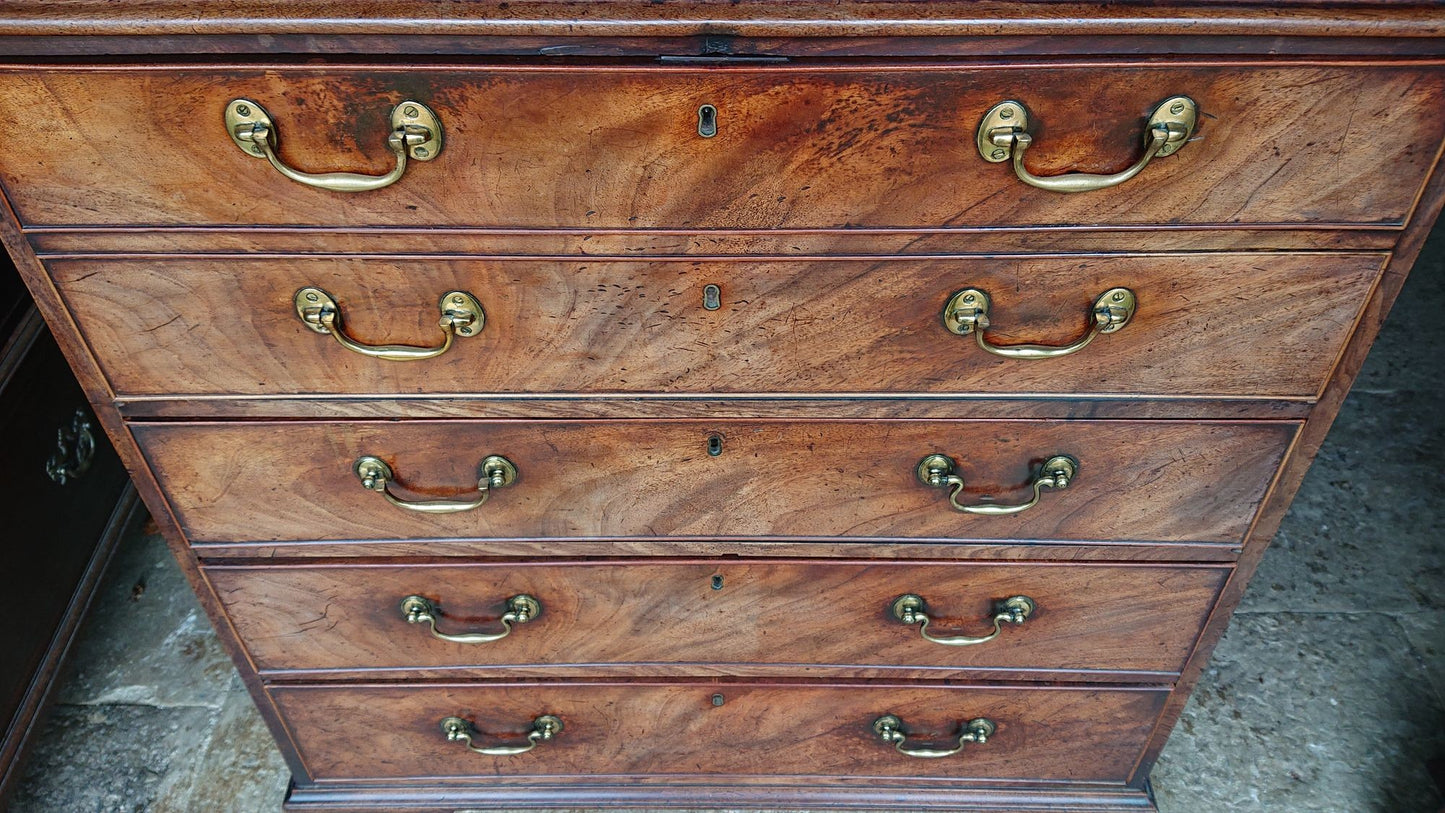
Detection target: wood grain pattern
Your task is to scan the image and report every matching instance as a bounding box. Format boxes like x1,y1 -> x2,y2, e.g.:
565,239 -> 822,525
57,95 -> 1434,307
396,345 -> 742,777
51,253 -> 1384,400
188,539 -> 1243,563
134,418 -> 1298,544
114,394 -> 1315,422
0,1 -> 1441,41
269,680 -> 1167,782
280,780 -> 1157,813
205,559 -> 1228,678
1,64 -> 1442,229
27,226 -> 1397,256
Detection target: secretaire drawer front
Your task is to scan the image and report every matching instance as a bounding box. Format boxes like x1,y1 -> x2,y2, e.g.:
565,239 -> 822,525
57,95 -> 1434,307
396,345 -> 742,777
135,419 -> 1296,544
206,560 -> 1228,678
3,64 -> 1442,229
270,682 -> 1167,782
53,253 -> 1384,400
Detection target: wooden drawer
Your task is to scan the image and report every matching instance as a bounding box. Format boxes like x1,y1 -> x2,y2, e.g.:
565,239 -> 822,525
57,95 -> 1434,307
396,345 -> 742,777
205,560 -> 1228,680
135,418 -> 1296,545
53,253 -> 1383,400
269,680 -> 1168,782
2,64 -> 1441,229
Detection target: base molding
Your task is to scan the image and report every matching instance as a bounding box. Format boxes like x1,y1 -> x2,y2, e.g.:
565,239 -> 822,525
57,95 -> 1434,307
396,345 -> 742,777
284,779 -> 1157,812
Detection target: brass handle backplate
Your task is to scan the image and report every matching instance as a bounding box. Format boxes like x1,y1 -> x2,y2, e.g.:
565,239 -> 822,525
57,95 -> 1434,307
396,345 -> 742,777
441,714 -> 562,756
977,96 -> 1197,193
917,453 -> 1077,516
944,287 -> 1135,359
890,594 -> 1035,646
401,594 -> 540,644
873,714 -> 996,759
45,408 -> 96,485
226,98 -> 442,192
354,454 -> 518,513
295,287 -> 483,361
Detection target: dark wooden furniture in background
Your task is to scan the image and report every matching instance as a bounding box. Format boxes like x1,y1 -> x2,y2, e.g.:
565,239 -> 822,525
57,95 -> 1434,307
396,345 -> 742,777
0,3 -> 1441,810
0,251 -> 139,805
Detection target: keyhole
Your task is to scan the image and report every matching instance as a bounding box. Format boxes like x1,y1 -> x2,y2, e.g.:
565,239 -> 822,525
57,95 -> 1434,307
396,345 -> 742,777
711,574 -> 724,590
703,284 -> 721,311
697,104 -> 718,138
707,433 -> 723,457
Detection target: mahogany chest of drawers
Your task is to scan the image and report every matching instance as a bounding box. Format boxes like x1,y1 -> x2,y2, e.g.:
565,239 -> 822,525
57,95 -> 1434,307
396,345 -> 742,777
0,3 -> 1442,810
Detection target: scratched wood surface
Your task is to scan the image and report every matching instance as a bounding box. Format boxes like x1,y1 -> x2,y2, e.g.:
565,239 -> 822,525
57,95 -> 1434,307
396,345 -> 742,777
1,64 -> 1442,229
205,560 -> 1227,678
134,418 -> 1297,544
269,680 -> 1167,781
51,253 -> 1383,400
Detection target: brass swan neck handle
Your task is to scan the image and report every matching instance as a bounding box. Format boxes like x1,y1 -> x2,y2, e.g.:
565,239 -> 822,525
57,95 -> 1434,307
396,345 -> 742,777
401,594 -> 541,644
890,594 -> 1036,646
977,96 -> 1197,193
944,287 -> 1135,359
917,453 -> 1077,516
873,715 -> 996,759
441,715 -> 562,756
354,455 -> 518,514
226,98 -> 442,192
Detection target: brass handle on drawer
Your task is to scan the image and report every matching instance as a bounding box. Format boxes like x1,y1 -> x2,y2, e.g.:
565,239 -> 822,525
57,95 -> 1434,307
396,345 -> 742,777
45,408 -> 96,485
295,287 -> 483,361
354,455 -> 517,513
977,96 -> 1196,193
890,594 -> 1035,646
225,98 -> 442,192
401,594 -> 540,643
944,287 -> 1135,359
441,714 -> 562,756
872,715 -> 996,759
917,453 -> 1076,516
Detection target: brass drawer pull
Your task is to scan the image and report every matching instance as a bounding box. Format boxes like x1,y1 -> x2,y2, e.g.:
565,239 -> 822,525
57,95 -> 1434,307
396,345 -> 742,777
225,98 -> 442,192
295,287 -> 483,361
45,408 -> 96,485
944,287 -> 1135,359
917,453 -> 1077,516
890,594 -> 1035,646
872,715 -> 996,759
441,714 -> 562,756
977,96 -> 1197,193
353,454 -> 517,514
401,594 -> 540,644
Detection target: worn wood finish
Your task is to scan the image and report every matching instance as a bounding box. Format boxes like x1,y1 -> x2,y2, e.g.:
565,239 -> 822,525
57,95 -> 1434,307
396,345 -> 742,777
52,253 -> 1384,400
114,394 -> 1315,422
2,64 -> 1443,230
281,781 -> 1157,813
205,560 -> 1228,679
192,539 -> 1243,562
0,1 -> 1442,42
2,6 -> 1443,810
1130,121 -> 1445,785
135,418 -> 1297,545
269,680 -> 1167,782
27,227 -> 1397,257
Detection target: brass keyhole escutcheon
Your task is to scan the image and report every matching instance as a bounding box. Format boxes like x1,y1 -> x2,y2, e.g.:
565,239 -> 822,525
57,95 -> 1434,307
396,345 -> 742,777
697,104 -> 718,138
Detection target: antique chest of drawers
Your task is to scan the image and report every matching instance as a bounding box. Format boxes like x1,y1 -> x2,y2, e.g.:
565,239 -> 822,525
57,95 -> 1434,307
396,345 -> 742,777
0,2 -> 1442,811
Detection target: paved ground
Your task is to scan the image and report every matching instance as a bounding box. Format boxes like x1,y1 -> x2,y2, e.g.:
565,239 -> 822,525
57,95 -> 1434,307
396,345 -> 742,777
7,230 -> 1443,812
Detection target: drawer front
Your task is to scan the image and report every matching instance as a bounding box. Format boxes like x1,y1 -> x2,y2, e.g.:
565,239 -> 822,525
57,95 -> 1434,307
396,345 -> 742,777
136,419 -> 1296,544
270,681 -> 1167,781
2,64 -> 1441,229
206,560 -> 1228,678
54,253 -> 1383,400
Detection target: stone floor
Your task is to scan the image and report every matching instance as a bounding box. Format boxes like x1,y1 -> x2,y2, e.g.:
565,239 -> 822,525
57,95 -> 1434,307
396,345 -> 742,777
7,232 -> 1445,811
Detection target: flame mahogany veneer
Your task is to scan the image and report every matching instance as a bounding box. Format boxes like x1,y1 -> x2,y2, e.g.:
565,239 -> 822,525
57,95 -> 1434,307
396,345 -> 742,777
0,3 -> 1442,810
